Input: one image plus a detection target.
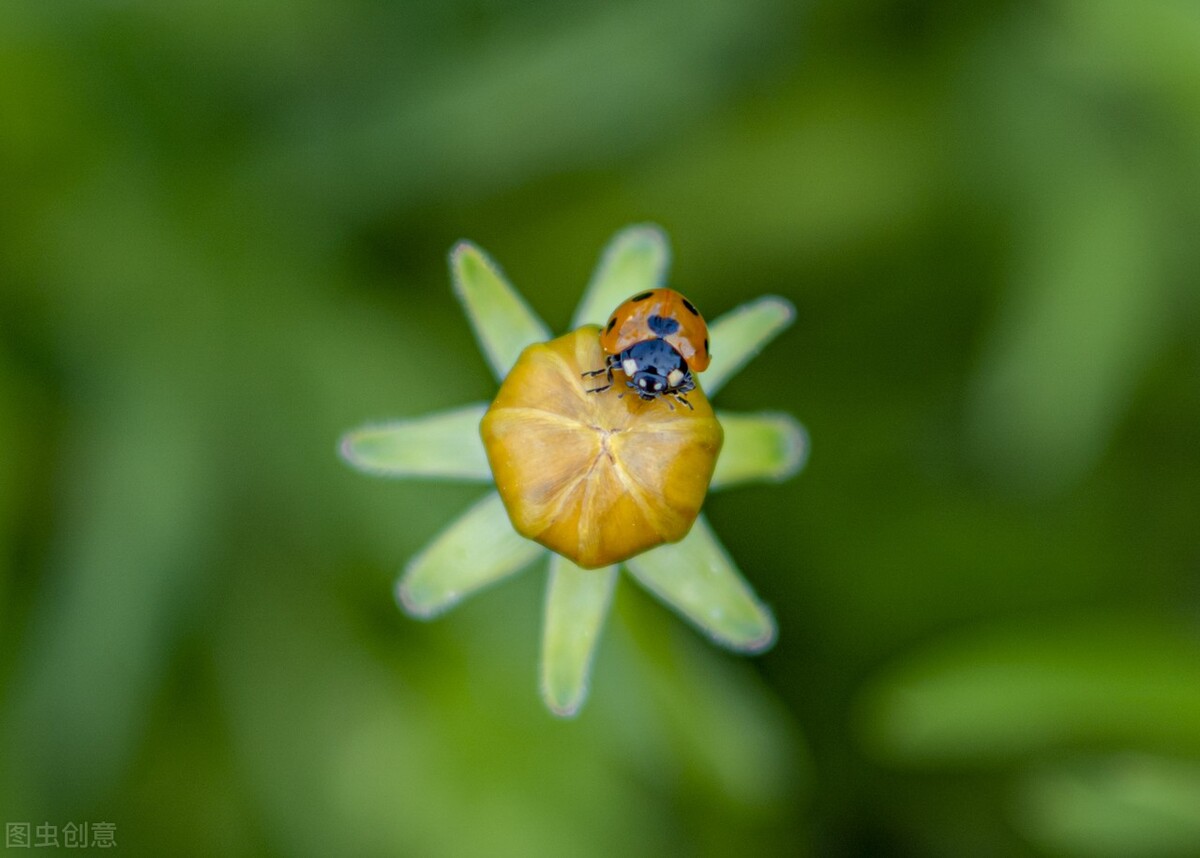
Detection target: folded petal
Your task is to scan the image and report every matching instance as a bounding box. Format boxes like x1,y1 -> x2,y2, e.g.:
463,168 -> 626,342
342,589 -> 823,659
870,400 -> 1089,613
397,492 -> 545,618
702,296 -> 796,397
450,241 -> 552,381
339,403 -> 492,481
710,410 -> 809,490
540,556 -> 617,717
572,224 -> 671,328
625,515 -> 776,653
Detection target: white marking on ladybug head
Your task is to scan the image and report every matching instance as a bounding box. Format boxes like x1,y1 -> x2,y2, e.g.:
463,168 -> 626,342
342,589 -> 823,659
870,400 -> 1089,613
666,368 -> 684,388
622,358 -> 638,376
638,377 -> 648,388
654,381 -> 663,391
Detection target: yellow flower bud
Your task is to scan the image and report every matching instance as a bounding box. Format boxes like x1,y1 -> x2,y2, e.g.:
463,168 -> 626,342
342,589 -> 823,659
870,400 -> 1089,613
481,327 -> 723,569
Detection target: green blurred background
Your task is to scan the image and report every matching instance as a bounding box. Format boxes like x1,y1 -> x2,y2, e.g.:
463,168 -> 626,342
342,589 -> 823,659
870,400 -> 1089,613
3,0 -> 1200,855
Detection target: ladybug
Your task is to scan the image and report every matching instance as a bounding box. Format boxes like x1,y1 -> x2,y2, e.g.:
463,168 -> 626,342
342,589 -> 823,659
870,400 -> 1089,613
582,288 -> 711,409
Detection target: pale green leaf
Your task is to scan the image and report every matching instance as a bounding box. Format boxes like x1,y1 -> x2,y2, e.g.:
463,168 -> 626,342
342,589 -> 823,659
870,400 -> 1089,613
1014,755 -> 1200,858
702,296 -> 795,397
614,592 -> 811,807
450,241 -> 551,381
216,555 -> 441,858
397,492 -> 545,618
4,368 -> 219,810
967,176 -> 1168,492
572,224 -> 671,328
540,557 -> 617,718
339,403 -> 491,481
857,618 -> 1200,764
710,410 -> 809,490
625,515 -> 775,653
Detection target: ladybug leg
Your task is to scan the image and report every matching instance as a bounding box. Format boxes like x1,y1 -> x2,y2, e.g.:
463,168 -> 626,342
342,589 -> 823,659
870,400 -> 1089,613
583,355 -> 617,394
672,372 -> 695,409
584,374 -> 611,394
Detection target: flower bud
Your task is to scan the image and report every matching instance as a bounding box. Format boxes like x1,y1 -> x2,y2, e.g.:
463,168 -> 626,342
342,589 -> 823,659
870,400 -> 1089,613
481,327 -> 723,569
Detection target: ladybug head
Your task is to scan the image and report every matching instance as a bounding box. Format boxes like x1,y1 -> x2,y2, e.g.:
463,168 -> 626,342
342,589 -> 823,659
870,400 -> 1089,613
629,369 -> 670,399
620,339 -> 692,399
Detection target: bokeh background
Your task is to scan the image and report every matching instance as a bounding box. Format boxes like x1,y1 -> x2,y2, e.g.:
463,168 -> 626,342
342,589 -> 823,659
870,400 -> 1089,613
3,0 -> 1200,855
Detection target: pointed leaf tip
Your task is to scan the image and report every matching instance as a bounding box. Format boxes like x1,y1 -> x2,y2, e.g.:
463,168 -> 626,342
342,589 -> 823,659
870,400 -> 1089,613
449,240 -> 551,381
573,224 -> 672,328
339,403 -> 492,481
626,515 -> 777,653
703,295 -> 797,397
710,410 -> 809,490
540,558 -> 617,718
397,492 -> 545,619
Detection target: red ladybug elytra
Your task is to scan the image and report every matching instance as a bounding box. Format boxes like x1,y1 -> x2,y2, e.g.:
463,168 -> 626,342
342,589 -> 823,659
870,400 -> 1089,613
582,288 -> 711,410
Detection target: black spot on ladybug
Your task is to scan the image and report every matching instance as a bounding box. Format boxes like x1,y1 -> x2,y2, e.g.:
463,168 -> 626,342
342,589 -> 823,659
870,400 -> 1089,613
681,298 -> 699,316
703,337 -> 709,355
630,291 -> 655,302
605,317 -> 617,333
647,314 -> 681,336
